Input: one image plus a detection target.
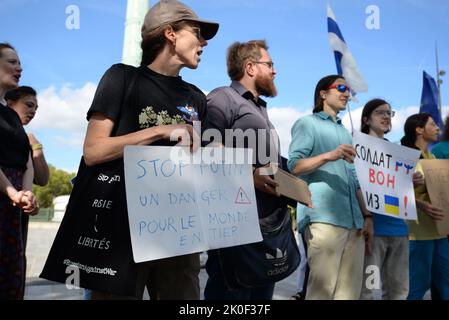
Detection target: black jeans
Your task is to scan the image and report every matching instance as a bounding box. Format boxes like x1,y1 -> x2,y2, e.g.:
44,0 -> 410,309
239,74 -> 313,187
204,250 -> 275,300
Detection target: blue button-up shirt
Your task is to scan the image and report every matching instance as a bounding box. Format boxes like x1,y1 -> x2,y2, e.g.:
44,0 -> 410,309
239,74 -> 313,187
287,112 -> 364,230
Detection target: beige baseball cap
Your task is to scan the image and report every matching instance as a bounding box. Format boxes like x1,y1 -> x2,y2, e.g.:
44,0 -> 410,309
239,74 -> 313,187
141,0 -> 219,40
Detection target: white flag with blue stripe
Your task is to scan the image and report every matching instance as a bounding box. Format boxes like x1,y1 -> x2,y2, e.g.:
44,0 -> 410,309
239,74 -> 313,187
327,4 -> 368,96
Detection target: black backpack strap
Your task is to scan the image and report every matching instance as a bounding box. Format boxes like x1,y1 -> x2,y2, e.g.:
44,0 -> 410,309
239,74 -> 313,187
111,64 -> 141,137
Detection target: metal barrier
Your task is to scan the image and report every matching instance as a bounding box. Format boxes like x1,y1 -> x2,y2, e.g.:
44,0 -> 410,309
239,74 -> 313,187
30,208 -> 54,222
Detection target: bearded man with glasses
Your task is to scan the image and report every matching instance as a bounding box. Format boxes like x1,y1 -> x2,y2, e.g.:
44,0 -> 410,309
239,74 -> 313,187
203,40 -> 292,300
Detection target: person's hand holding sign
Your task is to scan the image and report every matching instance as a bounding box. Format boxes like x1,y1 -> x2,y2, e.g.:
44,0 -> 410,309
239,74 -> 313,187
328,144 -> 356,164
416,199 -> 444,220
412,172 -> 425,187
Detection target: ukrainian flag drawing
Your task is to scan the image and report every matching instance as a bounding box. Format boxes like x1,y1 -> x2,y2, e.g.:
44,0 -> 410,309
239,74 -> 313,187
384,195 -> 400,216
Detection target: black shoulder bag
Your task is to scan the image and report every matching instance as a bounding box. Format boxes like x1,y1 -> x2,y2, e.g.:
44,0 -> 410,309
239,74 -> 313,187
218,206 -> 300,290
217,131 -> 301,289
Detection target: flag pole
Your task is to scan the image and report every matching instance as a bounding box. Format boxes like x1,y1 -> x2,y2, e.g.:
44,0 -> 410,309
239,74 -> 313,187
435,41 -> 444,116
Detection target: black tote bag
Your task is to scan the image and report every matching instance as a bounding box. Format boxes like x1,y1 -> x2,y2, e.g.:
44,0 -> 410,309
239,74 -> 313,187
40,65 -> 141,297
218,206 -> 300,290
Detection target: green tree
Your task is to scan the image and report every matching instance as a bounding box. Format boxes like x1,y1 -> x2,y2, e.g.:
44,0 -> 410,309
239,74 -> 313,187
33,165 -> 76,208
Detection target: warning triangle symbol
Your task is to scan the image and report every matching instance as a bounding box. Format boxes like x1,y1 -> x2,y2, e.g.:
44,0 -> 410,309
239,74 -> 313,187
235,187 -> 251,204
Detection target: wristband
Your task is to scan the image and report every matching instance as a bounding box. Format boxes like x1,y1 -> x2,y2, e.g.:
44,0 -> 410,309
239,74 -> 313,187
31,143 -> 43,151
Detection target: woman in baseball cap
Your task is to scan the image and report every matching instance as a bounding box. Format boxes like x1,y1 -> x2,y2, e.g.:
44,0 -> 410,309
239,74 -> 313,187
141,0 -> 219,69
141,0 -> 219,41
42,1 -> 219,300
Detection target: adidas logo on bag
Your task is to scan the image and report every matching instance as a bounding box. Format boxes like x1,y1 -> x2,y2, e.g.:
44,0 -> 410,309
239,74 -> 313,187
265,248 -> 289,276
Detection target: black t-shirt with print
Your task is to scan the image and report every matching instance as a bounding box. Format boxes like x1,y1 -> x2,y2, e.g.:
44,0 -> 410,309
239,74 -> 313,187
0,103 -> 29,170
87,64 -> 208,144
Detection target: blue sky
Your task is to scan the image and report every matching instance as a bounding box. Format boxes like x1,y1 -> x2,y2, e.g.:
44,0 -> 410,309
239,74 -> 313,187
1,0 -> 448,172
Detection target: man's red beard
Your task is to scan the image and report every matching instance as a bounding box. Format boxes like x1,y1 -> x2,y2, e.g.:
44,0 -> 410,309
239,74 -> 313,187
255,73 -> 277,98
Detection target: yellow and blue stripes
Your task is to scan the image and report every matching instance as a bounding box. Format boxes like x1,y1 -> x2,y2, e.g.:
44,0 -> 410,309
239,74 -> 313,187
384,195 -> 400,216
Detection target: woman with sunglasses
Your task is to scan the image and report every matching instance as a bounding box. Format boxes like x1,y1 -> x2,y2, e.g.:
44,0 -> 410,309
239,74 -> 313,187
86,0 -> 218,300
288,75 -> 373,300
400,113 -> 449,300
42,0 -> 218,300
359,99 -> 414,300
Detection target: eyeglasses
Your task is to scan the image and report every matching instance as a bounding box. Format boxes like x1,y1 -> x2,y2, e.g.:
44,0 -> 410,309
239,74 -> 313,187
186,27 -> 202,40
373,110 -> 396,117
252,61 -> 275,70
327,83 -> 351,93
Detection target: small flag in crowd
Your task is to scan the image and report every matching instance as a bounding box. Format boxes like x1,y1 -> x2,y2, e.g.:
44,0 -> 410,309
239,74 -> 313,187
420,71 -> 443,129
327,4 -> 368,99
384,195 -> 400,216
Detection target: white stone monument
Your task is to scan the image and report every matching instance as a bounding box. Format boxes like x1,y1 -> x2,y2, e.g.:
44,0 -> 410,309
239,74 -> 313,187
52,195 -> 70,222
122,0 -> 149,67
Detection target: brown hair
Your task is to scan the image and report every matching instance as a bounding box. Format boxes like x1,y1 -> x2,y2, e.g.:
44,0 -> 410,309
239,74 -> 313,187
140,20 -> 191,66
442,116 -> 449,141
360,98 -> 391,134
400,113 -> 432,152
226,40 -> 268,81
5,86 -> 37,101
0,43 -> 16,58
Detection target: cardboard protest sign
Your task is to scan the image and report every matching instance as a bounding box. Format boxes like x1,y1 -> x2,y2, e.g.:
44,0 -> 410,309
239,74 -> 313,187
274,168 -> 312,207
353,131 -> 421,220
420,160 -> 449,236
124,146 -> 262,263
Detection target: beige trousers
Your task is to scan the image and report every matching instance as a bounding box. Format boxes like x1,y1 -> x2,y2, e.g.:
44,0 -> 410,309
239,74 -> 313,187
305,223 -> 365,300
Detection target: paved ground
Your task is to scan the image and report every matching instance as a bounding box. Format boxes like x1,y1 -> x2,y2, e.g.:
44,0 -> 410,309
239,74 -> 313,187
26,221 -> 431,300
24,222 -> 297,300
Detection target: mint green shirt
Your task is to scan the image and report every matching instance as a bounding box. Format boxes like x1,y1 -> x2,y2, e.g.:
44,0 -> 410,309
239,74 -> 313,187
287,112 -> 364,231
431,141 -> 449,159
